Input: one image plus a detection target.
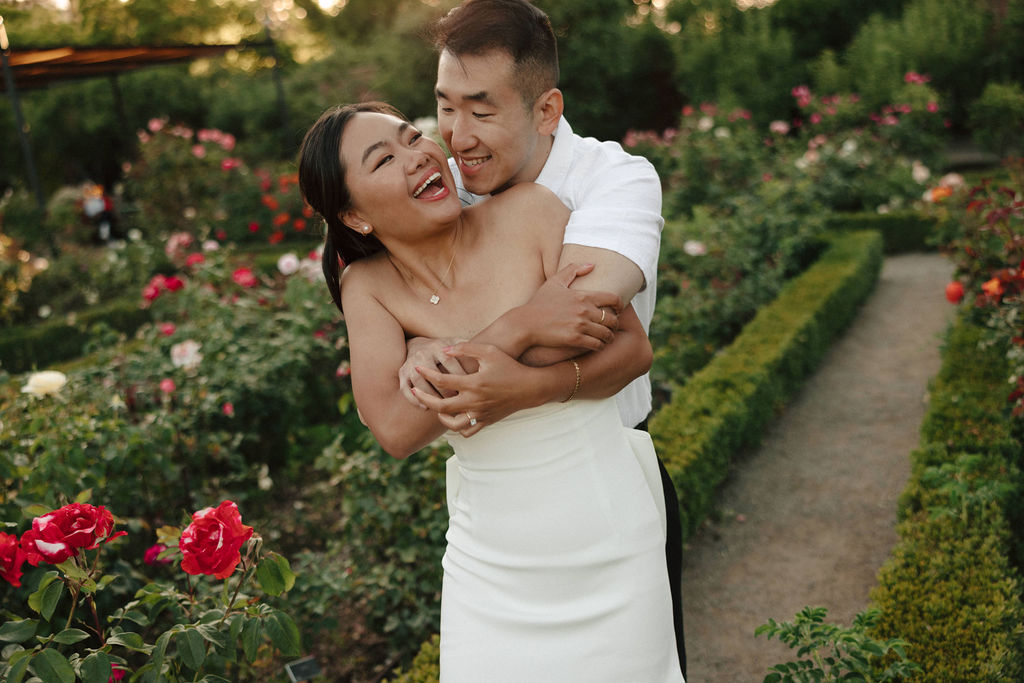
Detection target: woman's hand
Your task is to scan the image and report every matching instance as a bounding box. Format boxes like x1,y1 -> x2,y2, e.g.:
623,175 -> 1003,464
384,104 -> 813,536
398,336 -> 468,408
411,342 -> 556,437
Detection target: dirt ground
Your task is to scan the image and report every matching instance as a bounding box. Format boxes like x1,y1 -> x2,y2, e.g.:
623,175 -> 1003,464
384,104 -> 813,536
678,252 -> 957,682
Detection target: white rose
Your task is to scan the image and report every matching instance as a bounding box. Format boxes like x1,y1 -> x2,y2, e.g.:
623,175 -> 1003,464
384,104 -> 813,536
21,370 -> 68,396
277,252 -> 301,276
697,116 -> 715,132
911,161 -> 930,184
170,339 -> 203,371
683,240 -> 707,256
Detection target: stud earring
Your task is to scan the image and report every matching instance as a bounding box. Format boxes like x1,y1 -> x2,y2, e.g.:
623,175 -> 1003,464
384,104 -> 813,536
362,225 -> 371,234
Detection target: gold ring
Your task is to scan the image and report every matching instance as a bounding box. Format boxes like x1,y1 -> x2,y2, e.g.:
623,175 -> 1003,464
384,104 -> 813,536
599,309 -> 606,324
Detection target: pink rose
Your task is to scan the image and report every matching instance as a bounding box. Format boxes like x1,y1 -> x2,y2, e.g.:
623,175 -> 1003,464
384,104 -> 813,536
179,501 -> 254,579
222,402 -> 235,417
185,253 -> 205,267
232,267 -> 258,288
159,322 -> 177,336
143,543 -> 173,566
160,378 -> 176,394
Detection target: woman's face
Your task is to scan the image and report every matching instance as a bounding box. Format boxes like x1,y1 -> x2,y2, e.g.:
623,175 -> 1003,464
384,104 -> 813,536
339,112 -> 461,240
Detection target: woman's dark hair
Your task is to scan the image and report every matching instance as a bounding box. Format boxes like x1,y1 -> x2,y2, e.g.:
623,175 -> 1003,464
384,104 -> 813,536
431,0 -> 558,106
298,101 -> 407,312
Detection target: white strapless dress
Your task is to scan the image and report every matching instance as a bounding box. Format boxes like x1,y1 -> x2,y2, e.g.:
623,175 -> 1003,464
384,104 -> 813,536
440,398 -> 684,682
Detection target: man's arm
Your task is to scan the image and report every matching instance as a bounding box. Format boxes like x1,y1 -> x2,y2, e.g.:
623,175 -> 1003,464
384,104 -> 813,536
412,305 -> 652,436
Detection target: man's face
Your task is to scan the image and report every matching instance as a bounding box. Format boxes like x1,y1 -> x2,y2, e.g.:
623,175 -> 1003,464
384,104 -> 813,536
435,49 -> 548,195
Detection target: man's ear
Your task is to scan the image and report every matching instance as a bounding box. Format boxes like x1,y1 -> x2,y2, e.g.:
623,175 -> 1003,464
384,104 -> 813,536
534,88 -> 563,136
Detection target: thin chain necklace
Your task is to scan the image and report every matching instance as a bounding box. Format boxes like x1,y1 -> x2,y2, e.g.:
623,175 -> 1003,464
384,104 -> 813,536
390,219 -> 461,305
429,224 -> 459,304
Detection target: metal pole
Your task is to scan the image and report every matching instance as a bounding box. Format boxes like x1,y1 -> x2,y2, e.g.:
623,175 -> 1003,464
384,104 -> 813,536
264,21 -> 290,146
0,15 -> 45,213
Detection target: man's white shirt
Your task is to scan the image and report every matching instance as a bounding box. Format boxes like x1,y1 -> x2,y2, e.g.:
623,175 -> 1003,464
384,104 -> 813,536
450,116 -> 664,428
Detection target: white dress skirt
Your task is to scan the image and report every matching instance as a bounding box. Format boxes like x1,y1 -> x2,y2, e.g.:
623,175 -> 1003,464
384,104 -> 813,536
440,398 -> 684,682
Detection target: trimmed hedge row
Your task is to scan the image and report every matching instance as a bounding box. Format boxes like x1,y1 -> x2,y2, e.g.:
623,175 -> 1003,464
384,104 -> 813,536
869,319 -> 1024,681
650,229 -> 884,538
0,297 -> 152,374
387,229 -> 886,681
824,210 -> 938,255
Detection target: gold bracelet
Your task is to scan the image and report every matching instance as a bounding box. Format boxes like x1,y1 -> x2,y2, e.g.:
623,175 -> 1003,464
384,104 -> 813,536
561,360 -> 581,403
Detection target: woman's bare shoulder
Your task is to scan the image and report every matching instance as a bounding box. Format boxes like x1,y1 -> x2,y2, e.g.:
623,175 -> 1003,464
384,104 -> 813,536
340,252 -> 389,301
472,182 -> 569,232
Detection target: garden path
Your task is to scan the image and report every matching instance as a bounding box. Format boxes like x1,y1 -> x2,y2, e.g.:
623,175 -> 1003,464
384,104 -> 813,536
678,252 -> 956,682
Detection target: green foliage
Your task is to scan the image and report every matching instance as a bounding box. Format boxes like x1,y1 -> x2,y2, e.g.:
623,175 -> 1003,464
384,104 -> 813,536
756,606 -> 921,682
969,82 -> 1024,155
383,634 -> 441,683
295,438 -> 448,666
840,0 -> 992,122
539,0 -> 682,139
0,245 -> 343,526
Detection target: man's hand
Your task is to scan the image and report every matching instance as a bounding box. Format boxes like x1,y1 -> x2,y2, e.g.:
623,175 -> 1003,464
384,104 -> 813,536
513,262 -> 622,352
411,342 -> 558,437
398,336 -> 467,408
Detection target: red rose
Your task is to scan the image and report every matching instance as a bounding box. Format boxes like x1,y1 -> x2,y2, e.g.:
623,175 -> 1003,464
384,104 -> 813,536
945,281 -> 965,303
109,663 -> 128,681
185,252 -> 205,267
1,532 -> 26,586
179,500 -> 254,579
21,503 -> 124,566
232,267 -> 258,288
164,276 -> 185,292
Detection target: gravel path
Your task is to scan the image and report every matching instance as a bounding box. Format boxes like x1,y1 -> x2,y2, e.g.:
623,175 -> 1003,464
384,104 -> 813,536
679,252 -> 957,682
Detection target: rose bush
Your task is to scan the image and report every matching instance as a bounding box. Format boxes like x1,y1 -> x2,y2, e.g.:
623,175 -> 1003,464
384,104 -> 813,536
0,497 -> 299,682
932,157 -> 1024,416
121,120 -> 312,247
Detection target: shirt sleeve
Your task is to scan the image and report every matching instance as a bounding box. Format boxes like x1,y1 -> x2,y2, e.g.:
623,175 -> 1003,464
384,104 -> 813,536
561,145 -> 664,290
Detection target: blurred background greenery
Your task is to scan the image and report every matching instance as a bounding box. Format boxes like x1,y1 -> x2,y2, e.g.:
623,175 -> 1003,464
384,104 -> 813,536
0,0 -> 1021,200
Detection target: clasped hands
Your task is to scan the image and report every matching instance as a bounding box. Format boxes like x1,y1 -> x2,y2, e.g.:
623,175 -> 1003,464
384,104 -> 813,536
396,263 -> 622,436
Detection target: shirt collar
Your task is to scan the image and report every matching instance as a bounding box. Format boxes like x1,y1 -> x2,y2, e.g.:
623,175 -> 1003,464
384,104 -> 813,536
535,116 -> 574,191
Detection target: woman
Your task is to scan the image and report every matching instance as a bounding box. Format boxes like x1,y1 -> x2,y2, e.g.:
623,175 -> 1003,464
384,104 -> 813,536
299,102 -> 682,682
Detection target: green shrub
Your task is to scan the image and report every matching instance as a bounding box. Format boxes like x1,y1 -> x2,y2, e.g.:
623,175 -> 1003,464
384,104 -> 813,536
825,211 -> 937,254
870,317 -> 1024,680
969,82 -> 1024,156
870,509 -> 1024,682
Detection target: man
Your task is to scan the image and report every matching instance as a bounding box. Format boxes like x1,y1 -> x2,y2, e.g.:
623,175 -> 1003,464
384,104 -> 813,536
400,0 -> 686,675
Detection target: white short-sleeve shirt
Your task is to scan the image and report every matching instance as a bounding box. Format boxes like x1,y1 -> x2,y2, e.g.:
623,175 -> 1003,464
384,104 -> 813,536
450,116 -> 664,428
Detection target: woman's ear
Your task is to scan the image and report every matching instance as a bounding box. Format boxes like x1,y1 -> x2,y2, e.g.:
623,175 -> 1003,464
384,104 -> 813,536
534,88 -> 564,137
341,210 -> 373,236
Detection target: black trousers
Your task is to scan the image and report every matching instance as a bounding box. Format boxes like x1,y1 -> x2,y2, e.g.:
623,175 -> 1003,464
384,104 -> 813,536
638,419 -> 687,679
